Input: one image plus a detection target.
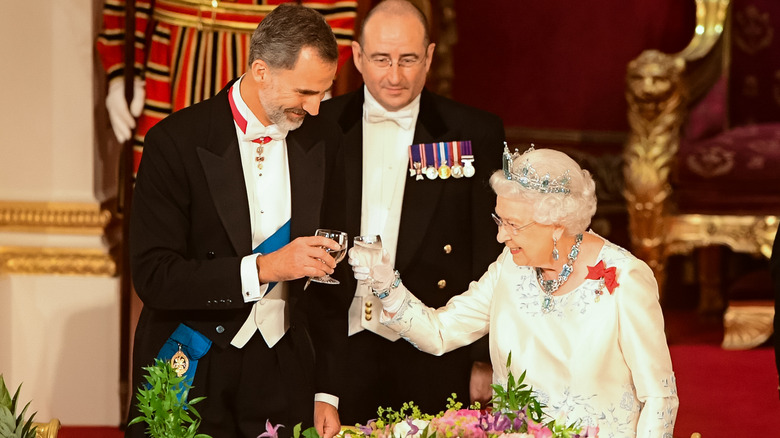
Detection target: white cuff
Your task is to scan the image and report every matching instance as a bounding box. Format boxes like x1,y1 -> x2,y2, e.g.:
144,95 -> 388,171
314,392 -> 339,409
240,253 -> 269,302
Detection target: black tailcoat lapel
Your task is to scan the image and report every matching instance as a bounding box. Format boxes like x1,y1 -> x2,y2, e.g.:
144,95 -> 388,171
336,90 -> 368,242
334,88 -> 456,272
287,122 -> 328,238
197,81 -> 330,257
197,84 -> 252,256
395,89 -> 450,272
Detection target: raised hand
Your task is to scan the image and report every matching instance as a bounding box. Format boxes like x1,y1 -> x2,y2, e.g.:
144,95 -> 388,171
255,236 -> 339,284
348,246 -> 395,290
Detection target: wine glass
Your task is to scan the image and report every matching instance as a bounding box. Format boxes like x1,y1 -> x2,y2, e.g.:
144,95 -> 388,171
353,235 -> 383,285
308,229 -> 348,285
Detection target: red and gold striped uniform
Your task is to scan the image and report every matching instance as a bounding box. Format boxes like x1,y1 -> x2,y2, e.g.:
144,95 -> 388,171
97,0 -> 357,174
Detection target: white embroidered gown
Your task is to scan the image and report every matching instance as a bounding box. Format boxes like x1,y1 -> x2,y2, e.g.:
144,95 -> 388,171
382,236 -> 678,438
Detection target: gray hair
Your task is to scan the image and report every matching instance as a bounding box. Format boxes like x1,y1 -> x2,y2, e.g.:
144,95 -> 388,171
489,147 -> 597,234
248,3 -> 339,69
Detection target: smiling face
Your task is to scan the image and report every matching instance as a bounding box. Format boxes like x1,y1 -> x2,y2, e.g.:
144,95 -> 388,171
245,46 -> 336,130
352,9 -> 434,111
494,195 -> 560,269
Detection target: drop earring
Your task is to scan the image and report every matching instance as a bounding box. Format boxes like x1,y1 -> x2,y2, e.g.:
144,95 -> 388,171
552,236 -> 559,261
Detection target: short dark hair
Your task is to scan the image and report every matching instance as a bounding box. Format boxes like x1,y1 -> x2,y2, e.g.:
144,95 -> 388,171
249,3 -> 339,69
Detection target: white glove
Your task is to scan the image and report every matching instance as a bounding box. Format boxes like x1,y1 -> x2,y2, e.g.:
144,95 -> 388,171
105,78 -> 145,143
348,247 -> 405,314
348,247 -> 394,289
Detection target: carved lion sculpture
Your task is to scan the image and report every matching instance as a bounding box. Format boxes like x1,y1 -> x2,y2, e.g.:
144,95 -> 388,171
624,50 -> 687,282
627,50 -> 686,127
625,50 -> 687,197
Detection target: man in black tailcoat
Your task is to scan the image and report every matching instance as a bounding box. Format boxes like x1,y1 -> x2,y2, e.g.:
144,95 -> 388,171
128,4 -> 345,437
319,0 -> 505,424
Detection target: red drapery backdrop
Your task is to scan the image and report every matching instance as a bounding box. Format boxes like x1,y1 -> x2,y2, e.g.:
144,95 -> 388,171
451,0 -> 697,132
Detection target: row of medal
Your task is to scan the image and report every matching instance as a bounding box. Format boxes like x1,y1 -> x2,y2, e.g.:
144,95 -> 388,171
408,141 -> 475,180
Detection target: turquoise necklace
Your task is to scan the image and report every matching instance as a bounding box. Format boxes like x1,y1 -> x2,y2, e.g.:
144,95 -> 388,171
536,233 -> 583,313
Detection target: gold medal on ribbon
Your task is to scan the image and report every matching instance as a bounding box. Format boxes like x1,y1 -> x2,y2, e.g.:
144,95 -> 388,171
438,164 -> 451,179
437,142 -> 451,179
170,344 -> 190,377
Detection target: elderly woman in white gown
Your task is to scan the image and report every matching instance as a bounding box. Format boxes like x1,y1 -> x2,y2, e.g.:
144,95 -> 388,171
349,146 -> 678,438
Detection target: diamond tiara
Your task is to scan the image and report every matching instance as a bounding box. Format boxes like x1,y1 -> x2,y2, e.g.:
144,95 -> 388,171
502,143 -> 571,194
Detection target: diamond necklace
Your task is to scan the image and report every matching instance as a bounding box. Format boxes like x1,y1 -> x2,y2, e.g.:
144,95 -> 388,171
536,233 -> 583,313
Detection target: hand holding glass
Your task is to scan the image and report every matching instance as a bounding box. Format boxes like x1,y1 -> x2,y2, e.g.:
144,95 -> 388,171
353,235 -> 383,285
309,229 -> 348,285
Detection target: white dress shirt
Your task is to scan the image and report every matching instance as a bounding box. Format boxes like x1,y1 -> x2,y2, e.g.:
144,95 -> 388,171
229,77 -> 292,350
228,76 -> 338,408
348,88 -> 420,339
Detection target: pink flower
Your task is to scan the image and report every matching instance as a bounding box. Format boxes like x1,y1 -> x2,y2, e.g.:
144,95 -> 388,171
429,409 -> 486,438
525,419 -> 553,438
257,420 -> 283,438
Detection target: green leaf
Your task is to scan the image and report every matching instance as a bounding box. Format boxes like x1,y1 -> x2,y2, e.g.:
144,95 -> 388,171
0,375 -> 12,409
301,426 -> 320,438
292,422 -> 302,438
128,358 -> 210,438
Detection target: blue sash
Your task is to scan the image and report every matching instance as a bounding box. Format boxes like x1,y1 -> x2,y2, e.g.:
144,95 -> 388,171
153,221 -> 290,396
254,219 -> 291,293
156,324 -> 212,399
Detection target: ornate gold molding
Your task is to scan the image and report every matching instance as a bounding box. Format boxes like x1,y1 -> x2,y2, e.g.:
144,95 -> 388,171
0,201 -> 119,276
0,201 -> 112,235
0,247 -> 117,277
666,214 -> 778,258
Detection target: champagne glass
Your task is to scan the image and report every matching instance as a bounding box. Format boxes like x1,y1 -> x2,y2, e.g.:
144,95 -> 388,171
353,235 -> 383,285
309,229 -> 348,285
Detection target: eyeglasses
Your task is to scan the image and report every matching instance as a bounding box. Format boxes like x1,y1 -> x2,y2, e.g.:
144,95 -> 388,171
360,47 -> 426,69
491,213 -> 535,235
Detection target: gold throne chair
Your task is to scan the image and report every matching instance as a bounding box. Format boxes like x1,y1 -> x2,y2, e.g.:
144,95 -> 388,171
624,0 -> 779,349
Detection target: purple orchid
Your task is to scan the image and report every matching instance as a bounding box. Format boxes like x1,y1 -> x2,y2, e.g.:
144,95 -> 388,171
404,418 -> 420,437
357,419 -> 376,436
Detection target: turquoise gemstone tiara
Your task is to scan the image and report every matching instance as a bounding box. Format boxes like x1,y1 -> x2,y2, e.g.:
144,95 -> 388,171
502,144 -> 571,194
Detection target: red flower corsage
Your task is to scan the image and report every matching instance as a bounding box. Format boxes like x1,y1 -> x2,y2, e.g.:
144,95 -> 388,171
586,260 -> 619,302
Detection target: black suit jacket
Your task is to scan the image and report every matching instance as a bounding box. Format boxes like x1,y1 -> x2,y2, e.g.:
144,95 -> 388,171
319,87 -> 505,416
324,87 -> 505,298
129,80 -> 343,397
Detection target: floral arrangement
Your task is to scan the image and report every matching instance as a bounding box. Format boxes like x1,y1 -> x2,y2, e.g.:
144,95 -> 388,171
128,358 -> 212,438
265,354 -> 598,438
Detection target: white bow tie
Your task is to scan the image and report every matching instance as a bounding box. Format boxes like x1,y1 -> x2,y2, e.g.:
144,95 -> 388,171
243,122 -> 288,143
365,106 -> 414,131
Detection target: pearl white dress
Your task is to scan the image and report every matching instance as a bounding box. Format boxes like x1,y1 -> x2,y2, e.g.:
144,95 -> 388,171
382,236 -> 678,438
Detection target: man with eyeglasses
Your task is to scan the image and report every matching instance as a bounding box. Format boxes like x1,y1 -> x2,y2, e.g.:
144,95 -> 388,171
319,0 -> 505,424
